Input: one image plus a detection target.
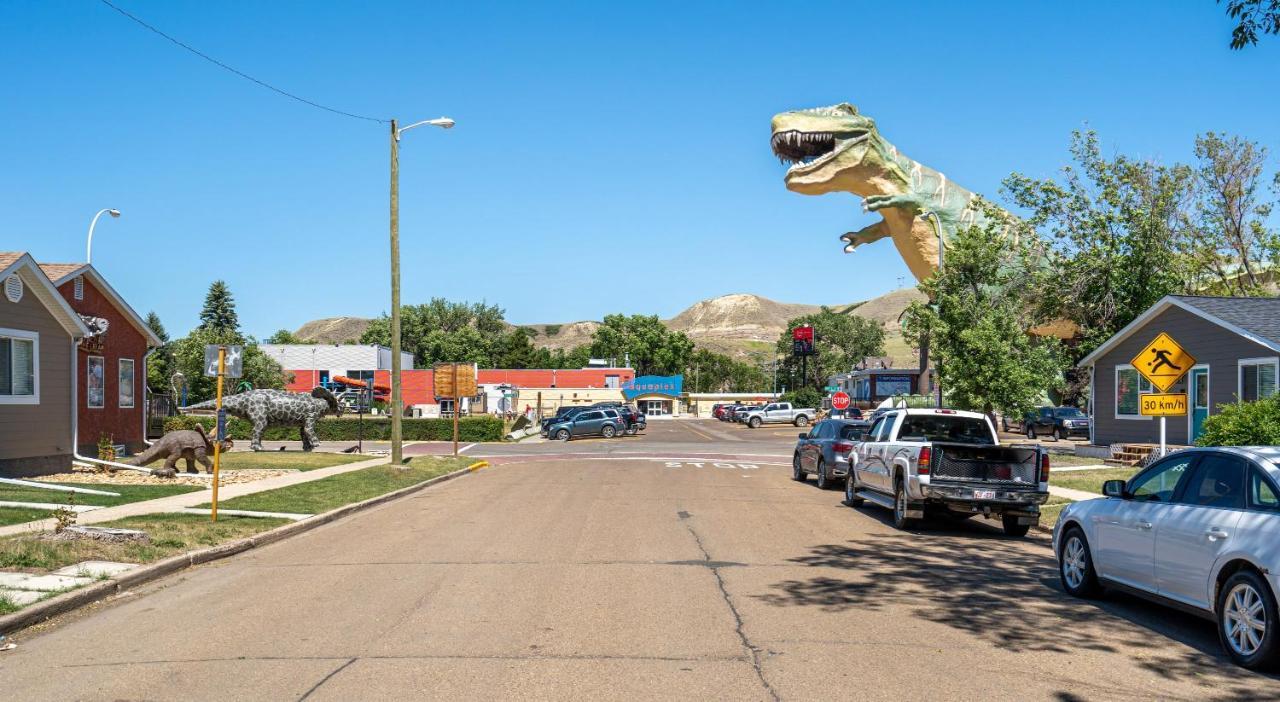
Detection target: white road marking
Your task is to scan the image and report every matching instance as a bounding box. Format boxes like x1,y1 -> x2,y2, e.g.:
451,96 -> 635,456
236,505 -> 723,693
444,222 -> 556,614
458,443 -> 477,454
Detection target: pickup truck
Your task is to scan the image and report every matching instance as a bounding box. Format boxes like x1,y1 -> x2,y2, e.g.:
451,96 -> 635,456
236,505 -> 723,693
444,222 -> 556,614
845,408 -> 1049,536
742,402 -> 817,428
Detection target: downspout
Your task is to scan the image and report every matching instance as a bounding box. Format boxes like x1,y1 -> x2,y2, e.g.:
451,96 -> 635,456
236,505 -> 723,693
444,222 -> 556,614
141,345 -> 158,446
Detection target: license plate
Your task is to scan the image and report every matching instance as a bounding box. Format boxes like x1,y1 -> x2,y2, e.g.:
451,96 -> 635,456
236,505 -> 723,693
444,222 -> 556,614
973,489 -> 997,500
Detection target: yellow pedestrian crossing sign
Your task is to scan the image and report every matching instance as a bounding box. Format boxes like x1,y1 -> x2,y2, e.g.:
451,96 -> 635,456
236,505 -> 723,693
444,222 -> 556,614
1131,333 -> 1195,393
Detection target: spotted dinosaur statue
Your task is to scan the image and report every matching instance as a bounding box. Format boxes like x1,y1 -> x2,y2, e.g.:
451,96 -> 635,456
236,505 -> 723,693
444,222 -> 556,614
127,424 -> 231,478
184,387 -> 341,452
769,102 -> 1001,282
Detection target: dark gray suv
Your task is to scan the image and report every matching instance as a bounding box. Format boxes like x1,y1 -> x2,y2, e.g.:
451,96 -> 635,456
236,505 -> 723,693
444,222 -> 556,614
547,408 -> 625,441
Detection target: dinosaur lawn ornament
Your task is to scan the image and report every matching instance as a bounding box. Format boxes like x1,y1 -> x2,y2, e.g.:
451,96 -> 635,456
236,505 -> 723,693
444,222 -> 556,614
769,103 -> 1002,282
184,387 -> 341,452
127,425 -> 232,478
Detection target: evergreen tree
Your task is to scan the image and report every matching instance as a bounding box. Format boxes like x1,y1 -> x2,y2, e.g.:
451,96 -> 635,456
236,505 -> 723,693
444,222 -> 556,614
199,280 -> 240,333
145,311 -> 173,391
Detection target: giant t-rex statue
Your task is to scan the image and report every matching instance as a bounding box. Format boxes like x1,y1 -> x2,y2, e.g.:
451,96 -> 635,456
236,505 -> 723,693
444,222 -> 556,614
769,102 -> 997,282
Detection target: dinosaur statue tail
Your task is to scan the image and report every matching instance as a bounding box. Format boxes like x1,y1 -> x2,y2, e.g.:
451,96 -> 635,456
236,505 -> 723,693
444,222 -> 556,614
126,442 -> 164,466
183,399 -> 217,411
312,386 -> 341,415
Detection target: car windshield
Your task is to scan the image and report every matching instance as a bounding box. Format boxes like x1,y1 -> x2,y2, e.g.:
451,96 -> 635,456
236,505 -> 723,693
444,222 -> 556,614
1055,408 -> 1086,418
839,424 -> 868,441
895,415 -> 994,445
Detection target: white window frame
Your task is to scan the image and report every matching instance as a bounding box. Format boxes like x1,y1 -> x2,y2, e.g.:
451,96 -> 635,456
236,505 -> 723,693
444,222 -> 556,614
87,355 -> 105,409
1237,357 -> 1279,402
1114,364 -> 1153,420
118,358 -> 136,409
0,327 -> 39,405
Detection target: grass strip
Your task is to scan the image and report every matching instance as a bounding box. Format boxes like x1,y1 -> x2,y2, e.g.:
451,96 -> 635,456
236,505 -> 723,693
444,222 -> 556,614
0,506 -> 56,527
0,514 -> 287,573
0,482 -> 202,508
215,451 -> 369,472
207,456 -> 471,515
1051,467 -> 1139,495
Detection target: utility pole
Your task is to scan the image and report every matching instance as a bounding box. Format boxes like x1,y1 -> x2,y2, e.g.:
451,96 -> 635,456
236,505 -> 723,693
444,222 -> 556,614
389,119 -> 403,465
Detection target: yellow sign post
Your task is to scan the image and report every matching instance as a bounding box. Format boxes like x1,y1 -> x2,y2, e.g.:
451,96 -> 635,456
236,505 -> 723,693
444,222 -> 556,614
1131,333 -> 1195,457
211,347 -> 225,521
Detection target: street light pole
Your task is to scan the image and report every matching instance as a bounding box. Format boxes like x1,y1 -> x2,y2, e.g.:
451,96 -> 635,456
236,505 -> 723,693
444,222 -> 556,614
388,117 -> 454,466
86,208 -> 121,264
920,211 -> 945,408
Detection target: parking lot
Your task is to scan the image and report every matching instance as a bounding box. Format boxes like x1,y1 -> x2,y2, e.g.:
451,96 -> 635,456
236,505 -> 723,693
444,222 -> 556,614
3,419 -> 1273,700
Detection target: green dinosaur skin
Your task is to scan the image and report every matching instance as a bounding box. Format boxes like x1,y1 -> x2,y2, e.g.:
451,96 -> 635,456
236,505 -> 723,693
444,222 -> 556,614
769,103 -> 998,282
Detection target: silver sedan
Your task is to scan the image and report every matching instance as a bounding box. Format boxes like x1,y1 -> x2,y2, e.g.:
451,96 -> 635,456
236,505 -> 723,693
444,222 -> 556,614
1053,446 -> 1280,670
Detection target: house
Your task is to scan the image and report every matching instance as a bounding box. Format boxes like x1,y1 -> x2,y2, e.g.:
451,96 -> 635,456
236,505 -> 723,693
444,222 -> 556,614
36,263 -> 162,456
0,253 -> 89,476
1078,295 -> 1280,447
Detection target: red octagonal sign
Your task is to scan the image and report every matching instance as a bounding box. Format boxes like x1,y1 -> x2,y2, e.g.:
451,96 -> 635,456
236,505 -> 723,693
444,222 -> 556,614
831,392 -> 851,411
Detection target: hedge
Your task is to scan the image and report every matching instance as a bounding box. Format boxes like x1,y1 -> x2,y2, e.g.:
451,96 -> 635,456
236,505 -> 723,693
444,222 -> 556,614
163,414 -> 504,442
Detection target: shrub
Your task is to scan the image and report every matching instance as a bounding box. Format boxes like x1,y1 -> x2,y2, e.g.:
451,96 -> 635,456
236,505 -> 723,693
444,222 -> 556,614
543,324 -> 562,336
1195,396 -> 1280,446
781,387 -> 823,410
166,415 -> 504,442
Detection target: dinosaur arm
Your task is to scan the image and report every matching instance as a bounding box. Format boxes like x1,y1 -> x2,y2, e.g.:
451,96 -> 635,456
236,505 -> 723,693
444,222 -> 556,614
841,220 -> 890,253
864,193 -> 923,213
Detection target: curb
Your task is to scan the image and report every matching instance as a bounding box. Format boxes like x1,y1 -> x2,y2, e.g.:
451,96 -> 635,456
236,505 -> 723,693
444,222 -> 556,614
0,463 -> 476,637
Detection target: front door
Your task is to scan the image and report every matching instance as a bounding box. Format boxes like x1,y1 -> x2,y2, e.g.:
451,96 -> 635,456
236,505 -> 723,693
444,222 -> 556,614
1190,367 -> 1209,443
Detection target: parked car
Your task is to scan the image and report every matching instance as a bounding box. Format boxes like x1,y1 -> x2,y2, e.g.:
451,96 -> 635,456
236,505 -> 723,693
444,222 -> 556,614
828,407 -> 864,420
334,390 -> 370,413
546,408 -> 626,441
541,405 -> 590,436
792,419 -> 872,489
1003,406 -> 1091,441
729,405 -> 758,423
742,402 -> 817,428
617,404 -> 646,435
711,403 -> 735,420
845,408 -> 1049,536
1054,446 -> 1280,670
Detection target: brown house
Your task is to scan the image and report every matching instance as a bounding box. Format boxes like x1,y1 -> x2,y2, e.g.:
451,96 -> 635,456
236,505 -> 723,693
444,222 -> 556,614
1078,295 -> 1280,447
37,263 -> 162,456
0,253 -> 90,476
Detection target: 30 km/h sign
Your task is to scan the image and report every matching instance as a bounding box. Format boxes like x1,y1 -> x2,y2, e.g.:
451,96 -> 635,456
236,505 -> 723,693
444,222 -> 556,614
1131,333 -> 1196,393
1140,393 -> 1188,417
831,392 -> 851,411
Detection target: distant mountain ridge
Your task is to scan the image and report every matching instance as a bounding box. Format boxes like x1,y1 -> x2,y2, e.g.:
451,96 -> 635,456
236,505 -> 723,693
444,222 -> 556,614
291,289 -> 925,366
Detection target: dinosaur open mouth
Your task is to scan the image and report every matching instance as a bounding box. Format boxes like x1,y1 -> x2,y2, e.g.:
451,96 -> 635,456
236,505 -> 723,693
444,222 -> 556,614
771,130 -> 868,173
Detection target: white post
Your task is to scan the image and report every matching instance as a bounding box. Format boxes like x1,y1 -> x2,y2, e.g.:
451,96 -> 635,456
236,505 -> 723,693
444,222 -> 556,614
1159,416 -> 1167,457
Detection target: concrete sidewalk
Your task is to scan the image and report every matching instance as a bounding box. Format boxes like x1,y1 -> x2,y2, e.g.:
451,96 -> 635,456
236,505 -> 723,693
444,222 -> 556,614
0,456 -> 390,537
1049,485 -> 1104,501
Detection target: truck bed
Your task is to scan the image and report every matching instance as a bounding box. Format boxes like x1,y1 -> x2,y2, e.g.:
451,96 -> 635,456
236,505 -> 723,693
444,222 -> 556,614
928,442 -> 1041,488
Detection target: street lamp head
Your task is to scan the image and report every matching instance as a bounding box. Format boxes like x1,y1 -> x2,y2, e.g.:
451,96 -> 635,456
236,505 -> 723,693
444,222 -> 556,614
428,118 -> 455,129
108,209 -> 121,218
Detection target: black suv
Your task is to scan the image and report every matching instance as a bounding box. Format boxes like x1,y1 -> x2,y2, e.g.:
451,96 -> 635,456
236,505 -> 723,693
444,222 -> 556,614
1004,406 -> 1091,441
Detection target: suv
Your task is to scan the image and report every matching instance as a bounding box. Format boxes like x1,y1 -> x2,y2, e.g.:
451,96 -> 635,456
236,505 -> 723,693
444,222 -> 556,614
1005,406 -> 1091,441
546,408 -> 625,441
793,419 -> 872,489
618,404 -> 646,435
541,406 -> 589,436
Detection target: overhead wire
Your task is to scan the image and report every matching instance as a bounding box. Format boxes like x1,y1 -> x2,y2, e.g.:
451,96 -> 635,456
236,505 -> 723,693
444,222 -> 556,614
98,0 -> 389,124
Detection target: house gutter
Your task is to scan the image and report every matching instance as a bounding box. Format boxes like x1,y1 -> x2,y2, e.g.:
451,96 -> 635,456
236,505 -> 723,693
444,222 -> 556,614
141,346 -> 158,447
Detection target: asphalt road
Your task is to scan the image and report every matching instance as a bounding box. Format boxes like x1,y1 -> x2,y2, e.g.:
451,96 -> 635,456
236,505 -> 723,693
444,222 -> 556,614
4,420 -> 1276,700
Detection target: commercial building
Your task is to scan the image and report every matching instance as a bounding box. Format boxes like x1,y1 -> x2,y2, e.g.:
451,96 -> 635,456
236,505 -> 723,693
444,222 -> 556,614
261,344 -> 414,387
834,367 -> 928,408
1079,295 -> 1280,447
622,375 -> 683,416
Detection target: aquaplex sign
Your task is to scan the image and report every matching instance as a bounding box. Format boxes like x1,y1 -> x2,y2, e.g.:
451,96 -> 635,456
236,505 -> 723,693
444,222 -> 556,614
622,375 -> 683,400
1139,392 -> 1188,417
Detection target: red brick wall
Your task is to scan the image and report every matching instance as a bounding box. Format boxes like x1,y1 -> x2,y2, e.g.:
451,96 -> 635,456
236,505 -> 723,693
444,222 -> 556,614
286,368 -> 637,410
56,276 -> 149,451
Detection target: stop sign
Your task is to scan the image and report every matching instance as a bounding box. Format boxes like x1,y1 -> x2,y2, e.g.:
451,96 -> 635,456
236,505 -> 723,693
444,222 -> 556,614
831,392 -> 851,411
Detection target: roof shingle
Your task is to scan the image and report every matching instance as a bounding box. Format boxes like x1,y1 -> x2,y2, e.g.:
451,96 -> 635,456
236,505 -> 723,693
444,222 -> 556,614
37,263 -> 86,283
1170,295 -> 1280,348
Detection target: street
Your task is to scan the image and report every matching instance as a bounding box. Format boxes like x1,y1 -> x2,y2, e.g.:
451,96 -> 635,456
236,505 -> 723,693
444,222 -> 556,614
3,420 -> 1274,700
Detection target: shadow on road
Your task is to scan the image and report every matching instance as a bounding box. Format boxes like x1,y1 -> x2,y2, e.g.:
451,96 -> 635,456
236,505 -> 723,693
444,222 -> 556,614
757,513 -> 1279,699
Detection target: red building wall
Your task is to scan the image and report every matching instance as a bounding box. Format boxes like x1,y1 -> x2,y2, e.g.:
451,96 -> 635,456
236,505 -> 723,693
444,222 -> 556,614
285,368 -> 636,409
55,276 -> 149,452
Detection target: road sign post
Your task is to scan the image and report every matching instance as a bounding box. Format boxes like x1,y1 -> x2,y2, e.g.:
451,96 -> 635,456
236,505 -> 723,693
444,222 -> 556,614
1132,333 -> 1195,458
211,347 -> 225,521
1139,392 -> 1188,457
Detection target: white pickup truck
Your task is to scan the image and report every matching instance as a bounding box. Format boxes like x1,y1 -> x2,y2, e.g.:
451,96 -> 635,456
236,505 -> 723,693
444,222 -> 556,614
742,402 -> 817,428
845,408 -> 1049,536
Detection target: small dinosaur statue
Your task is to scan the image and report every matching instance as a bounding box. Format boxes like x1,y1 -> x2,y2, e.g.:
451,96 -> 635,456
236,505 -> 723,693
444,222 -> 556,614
127,424 -> 232,478
769,102 -> 999,283
184,387 -> 341,451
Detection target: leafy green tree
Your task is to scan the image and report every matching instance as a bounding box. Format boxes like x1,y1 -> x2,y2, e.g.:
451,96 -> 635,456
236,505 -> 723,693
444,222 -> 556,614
781,386 -> 823,410
361,299 -> 511,367
774,308 -> 886,393
590,314 -> 695,376
265,329 -> 308,344
1196,395 -> 1280,446
172,328 -> 287,403
686,348 -> 769,392
902,206 -> 1066,417
198,280 -> 240,334
1222,0 -> 1280,48
493,327 -> 539,369
144,311 -> 173,391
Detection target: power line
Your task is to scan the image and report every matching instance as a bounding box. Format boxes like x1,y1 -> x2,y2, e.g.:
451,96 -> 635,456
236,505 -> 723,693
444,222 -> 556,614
98,0 -> 389,124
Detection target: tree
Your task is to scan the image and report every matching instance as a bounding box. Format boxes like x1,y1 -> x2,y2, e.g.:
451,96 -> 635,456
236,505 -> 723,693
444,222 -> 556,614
198,280 -> 240,334
1182,132 -> 1279,295
902,206 -> 1066,417
590,314 -> 695,376
265,329 -> 308,344
172,327 -> 288,403
1222,0 -> 1280,48
361,299 -> 513,367
686,348 -> 769,393
774,308 -> 886,393
144,311 -> 173,391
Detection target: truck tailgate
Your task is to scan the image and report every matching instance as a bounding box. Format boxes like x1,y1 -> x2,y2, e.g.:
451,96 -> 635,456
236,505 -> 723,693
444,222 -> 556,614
929,443 -> 1040,487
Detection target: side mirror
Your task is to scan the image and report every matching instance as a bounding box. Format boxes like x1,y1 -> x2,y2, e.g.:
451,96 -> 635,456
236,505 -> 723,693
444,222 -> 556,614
798,433 -> 808,440
1102,480 -> 1127,499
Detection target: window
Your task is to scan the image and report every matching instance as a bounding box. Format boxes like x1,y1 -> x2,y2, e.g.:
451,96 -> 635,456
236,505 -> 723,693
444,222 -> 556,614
119,358 -> 135,409
605,375 -> 619,389
1129,454 -> 1196,502
1248,468 -> 1279,511
1239,358 -> 1278,402
896,415 -> 995,445
87,356 -> 105,408
839,423 -> 869,441
579,411 -> 603,421
1180,453 -> 1246,510
0,329 -> 38,404
1115,365 -> 1154,419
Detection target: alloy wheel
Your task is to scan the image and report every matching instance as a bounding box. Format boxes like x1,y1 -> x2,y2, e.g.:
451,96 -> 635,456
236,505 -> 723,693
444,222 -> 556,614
1224,583 -> 1268,657
1062,536 -> 1087,590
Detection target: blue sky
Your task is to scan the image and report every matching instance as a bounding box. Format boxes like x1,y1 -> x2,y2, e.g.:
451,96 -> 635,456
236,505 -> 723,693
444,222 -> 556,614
2,1 -> 1278,338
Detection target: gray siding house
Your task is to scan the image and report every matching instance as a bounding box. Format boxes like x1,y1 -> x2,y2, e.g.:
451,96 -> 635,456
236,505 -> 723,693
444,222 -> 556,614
1078,295 -> 1280,447
0,253 -> 89,476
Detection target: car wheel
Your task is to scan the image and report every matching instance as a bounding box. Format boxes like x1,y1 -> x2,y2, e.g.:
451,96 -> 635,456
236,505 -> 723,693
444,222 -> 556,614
1058,527 -> 1101,598
601,424 -> 616,438
555,429 -> 570,441
1026,427 -> 1037,440
1052,427 -> 1063,441
795,415 -> 810,427
749,417 -> 762,429
792,453 -> 806,482
816,459 -> 830,490
1218,570 -> 1280,671
625,425 -> 637,436
1002,515 -> 1032,537
893,478 -> 917,530
845,472 -> 864,506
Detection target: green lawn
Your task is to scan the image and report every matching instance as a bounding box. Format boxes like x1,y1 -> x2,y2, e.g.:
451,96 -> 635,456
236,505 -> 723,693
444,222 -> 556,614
206,456 -> 472,514
0,482 -> 203,509
0,506 -> 56,527
0,513 -> 287,573
1047,453 -> 1109,467
1052,467 -> 1139,495
216,451 -> 369,471
1039,496 -> 1074,528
